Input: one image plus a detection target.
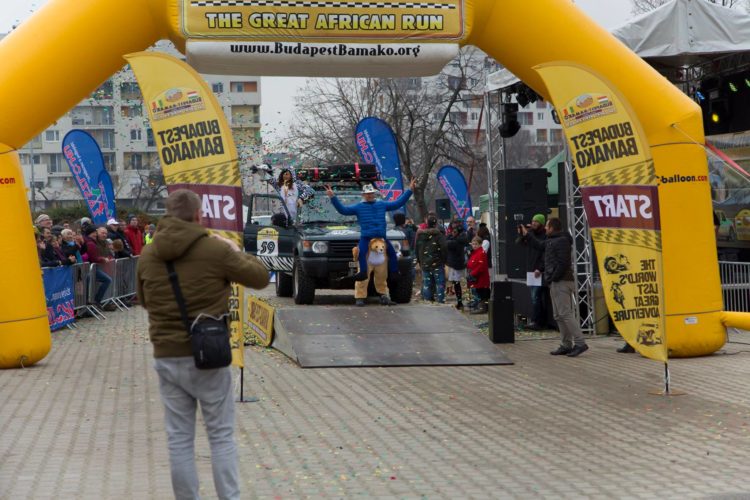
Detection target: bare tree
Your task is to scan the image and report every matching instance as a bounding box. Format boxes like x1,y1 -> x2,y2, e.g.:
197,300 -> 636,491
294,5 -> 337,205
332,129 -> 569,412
631,0 -> 747,14
280,47 -> 489,219
129,169 -> 167,212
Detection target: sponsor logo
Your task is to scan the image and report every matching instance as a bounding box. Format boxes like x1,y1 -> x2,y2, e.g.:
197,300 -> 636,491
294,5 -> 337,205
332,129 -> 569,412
659,174 -> 707,184
561,92 -> 616,128
582,185 -> 660,231
150,87 -> 205,121
0,176 -> 17,185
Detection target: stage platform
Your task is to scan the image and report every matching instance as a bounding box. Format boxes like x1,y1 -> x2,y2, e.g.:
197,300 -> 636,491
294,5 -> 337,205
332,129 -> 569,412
271,304 -> 513,368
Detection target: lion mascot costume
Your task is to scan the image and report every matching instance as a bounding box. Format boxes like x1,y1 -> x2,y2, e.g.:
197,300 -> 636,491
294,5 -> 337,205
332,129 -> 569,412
352,238 -> 395,306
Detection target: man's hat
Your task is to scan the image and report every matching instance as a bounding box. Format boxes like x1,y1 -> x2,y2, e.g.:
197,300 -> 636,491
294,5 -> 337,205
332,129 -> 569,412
362,184 -> 378,194
34,214 -> 51,225
532,214 -> 546,225
106,218 -> 119,225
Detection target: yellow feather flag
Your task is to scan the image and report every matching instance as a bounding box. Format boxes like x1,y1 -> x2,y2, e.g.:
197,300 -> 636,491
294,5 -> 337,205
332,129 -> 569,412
126,51 -> 245,368
535,62 -> 668,363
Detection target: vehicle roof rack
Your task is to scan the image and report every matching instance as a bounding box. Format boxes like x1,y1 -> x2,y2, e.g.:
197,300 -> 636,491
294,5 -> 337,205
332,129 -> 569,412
296,163 -> 380,184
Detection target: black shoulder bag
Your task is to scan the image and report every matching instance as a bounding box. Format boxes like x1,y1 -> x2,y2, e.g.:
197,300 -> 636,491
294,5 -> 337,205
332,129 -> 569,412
165,261 -> 232,369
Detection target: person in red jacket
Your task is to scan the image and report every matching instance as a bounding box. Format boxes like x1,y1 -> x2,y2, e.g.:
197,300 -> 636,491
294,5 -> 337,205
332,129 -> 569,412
124,216 -> 144,256
466,236 -> 490,314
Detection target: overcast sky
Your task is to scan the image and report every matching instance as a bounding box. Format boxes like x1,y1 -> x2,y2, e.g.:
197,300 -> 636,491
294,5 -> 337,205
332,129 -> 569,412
0,0 -> 635,144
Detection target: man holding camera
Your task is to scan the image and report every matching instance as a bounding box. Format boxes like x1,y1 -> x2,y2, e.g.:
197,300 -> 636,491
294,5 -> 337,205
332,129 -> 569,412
136,189 -> 269,499
521,217 -> 588,357
516,214 -> 550,330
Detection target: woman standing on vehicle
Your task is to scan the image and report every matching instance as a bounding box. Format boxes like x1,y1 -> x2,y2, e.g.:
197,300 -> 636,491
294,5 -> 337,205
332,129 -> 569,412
265,168 -> 315,223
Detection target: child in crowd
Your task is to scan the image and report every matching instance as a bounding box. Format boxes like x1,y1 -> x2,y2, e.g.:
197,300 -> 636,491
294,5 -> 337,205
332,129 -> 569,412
416,215 -> 447,303
466,236 -> 490,313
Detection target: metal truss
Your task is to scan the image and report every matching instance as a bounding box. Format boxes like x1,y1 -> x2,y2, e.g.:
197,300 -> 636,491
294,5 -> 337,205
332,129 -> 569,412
484,88 -> 596,335
562,154 -> 595,335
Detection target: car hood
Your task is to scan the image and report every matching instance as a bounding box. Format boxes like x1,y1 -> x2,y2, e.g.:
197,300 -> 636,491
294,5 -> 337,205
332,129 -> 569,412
300,224 -> 405,240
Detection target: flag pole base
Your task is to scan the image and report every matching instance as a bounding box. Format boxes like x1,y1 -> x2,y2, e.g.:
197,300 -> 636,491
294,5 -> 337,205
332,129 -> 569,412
648,388 -> 687,396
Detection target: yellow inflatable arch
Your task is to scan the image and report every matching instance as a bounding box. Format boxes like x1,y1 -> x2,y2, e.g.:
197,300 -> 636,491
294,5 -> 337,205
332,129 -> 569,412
1,0 -> 748,368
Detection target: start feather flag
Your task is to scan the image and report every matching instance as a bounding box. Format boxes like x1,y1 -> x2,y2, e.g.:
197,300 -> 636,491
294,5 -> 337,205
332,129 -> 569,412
535,62 -> 667,363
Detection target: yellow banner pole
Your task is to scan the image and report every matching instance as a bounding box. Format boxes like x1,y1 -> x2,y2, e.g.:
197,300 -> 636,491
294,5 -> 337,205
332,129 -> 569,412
126,52 -> 246,369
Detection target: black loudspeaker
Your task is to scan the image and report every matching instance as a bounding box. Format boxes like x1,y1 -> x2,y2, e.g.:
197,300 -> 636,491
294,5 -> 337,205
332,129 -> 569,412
489,281 -> 515,344
497,169 -> 549,279
435,199 -> 451,220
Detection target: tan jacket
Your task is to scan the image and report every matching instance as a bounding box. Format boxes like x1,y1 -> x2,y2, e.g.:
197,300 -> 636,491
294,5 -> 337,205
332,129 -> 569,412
136,216 -> 269,358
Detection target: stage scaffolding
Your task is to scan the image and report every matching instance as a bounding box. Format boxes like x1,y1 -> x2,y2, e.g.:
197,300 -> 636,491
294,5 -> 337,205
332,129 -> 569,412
483,87 -> 597,335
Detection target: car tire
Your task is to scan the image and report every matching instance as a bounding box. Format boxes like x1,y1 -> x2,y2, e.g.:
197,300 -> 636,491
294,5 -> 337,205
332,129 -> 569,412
293,257 -> 316,305
276,272 -> 293,297
389,273 -> 414,304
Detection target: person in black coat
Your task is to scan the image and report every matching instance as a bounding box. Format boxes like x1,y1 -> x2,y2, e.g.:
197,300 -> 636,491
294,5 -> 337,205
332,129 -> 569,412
446,220 -> 469,310
106,218 -> 132,257
37,226 -> 63,267
516,213 -> 551,329
522,217 -> 588,357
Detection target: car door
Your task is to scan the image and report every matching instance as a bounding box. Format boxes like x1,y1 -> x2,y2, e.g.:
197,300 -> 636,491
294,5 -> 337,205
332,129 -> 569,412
243,194 -> 296,272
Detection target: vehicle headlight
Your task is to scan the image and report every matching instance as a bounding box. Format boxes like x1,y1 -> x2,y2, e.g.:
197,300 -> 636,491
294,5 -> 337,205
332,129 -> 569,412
311,241 -> 328,254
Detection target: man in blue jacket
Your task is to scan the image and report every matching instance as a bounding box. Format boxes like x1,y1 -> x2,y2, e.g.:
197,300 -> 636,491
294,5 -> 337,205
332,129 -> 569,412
326,178 -> 415,281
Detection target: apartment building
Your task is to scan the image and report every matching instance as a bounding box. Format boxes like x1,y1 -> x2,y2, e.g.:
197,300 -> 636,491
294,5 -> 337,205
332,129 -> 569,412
13,40 -> 262,212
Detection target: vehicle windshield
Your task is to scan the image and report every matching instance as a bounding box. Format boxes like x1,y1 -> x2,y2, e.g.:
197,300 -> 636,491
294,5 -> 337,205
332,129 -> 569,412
300,191 -> 394,225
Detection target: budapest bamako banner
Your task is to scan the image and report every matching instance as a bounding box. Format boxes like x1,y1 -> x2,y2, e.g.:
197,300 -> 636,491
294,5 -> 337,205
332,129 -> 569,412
126,51 -> 245,368
535,63 -> 667,363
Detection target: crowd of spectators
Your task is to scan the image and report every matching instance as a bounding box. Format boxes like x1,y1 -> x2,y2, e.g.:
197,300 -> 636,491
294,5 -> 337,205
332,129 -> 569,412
412,212 -> 491,312
34,213 -> 156,311
34,213 -> 155,269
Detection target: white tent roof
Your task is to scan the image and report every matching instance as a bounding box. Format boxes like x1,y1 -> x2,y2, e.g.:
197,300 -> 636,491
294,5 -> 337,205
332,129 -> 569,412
611,0 -> 750,65
486,0 -> 750,92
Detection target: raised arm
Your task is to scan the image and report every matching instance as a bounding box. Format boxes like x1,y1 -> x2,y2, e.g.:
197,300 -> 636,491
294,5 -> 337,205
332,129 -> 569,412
328,189 -> 359,216
383,178 -> 416,210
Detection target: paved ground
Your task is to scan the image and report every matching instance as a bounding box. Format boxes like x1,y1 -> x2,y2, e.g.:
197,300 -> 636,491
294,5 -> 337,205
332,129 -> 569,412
3,287 -> 750,499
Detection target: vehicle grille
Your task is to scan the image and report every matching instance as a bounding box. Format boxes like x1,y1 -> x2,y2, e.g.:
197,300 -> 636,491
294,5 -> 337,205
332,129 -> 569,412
328,240 -> 358,259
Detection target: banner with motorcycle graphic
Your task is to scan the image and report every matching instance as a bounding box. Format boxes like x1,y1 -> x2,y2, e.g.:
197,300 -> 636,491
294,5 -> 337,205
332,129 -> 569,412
126,51 -> 245,368
535,62 -> 667,363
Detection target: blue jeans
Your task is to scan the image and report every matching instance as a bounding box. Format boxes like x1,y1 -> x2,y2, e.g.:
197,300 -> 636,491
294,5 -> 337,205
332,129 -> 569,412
357,237 -> 398,275
154,357 -> 240,500
421,267 -> 446,303
94,268 -> 112,304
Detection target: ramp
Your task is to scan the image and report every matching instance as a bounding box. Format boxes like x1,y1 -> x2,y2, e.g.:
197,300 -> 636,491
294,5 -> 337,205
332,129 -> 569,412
272,305 -> 513,368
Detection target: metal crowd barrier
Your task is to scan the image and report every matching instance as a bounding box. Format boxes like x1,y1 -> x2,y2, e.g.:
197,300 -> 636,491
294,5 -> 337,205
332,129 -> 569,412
71,262 -> 104,320
46,256 -> 141,323
719,260 -> 750,313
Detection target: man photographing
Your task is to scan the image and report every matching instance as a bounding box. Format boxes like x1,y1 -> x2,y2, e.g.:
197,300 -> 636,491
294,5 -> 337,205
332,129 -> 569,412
521,217 -> 588,357
515,213 -> 551,330
136,189 -> 269,499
